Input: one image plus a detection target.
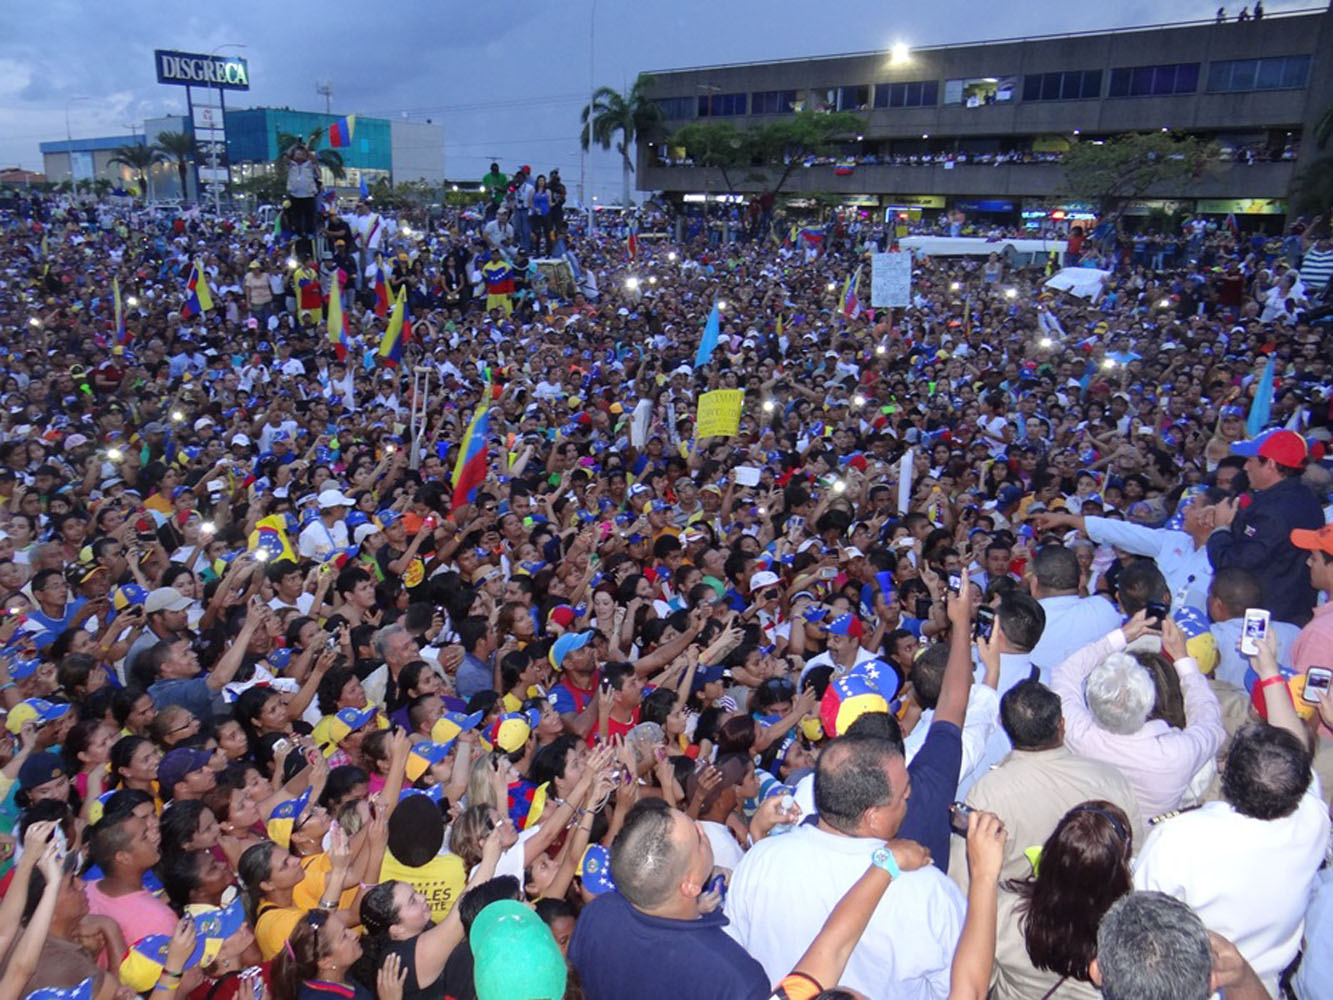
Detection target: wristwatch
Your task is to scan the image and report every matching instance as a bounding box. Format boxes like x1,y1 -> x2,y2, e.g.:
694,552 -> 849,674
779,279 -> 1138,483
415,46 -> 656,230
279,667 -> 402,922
871,846 -> 900,879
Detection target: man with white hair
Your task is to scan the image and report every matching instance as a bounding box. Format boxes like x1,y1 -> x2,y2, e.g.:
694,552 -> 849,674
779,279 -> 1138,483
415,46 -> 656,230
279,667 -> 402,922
1050,609 -> 1224,818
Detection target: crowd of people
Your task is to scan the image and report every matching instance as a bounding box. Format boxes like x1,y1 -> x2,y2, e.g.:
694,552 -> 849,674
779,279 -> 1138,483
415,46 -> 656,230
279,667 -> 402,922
0,163 -> 1329,1000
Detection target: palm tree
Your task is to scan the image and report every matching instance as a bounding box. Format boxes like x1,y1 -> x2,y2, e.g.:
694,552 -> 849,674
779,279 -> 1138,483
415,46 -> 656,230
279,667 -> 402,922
155,131 -> 196,203
1290,156 -> 1333,215
580,73 -> 665,209
1315,105 -> 1333,150
108,143 -> 158,197
275,128 -> 346,183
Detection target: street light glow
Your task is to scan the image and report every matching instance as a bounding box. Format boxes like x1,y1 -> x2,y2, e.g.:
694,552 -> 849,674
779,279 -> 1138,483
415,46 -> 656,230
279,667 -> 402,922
890,42 -> 910,64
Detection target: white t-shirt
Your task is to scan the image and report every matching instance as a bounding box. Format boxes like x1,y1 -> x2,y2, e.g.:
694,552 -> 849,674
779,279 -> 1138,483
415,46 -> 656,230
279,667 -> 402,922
727,823 -> 964,1000
1134,782 -> 1329,997
700,819 -> 744,872
298,519 -> 349,561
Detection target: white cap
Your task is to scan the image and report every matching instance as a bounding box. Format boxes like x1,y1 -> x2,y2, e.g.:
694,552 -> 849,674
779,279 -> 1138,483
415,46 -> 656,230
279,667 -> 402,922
194,417 -> 215,432
230,433 -> 251,447
353,523 -> 381,545
317,488 -> 355,509
749,570 -> 780,592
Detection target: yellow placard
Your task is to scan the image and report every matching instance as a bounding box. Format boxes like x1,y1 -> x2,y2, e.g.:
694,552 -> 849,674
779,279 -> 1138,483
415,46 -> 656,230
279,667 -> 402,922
695,389 -> 744,439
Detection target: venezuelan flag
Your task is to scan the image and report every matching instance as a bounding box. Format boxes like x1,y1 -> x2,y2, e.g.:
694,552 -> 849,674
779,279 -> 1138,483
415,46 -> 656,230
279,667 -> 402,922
181,260 -> 214,319
113,276 -> 127,345
840,268 -> 861,319
328,115 -> 356,148
327,268 -> 348,361
378,285 -> 406,367
372,256 -> 390,317
247,514 -> 296,563
451,401 -> 491,511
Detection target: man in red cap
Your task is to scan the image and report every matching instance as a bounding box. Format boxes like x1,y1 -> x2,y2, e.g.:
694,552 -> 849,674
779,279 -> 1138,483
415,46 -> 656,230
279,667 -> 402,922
1208,429 -> 1324,624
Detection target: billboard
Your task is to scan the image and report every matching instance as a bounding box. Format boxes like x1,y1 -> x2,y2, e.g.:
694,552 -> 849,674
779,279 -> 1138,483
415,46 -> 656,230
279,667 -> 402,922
155,49 -> 250,91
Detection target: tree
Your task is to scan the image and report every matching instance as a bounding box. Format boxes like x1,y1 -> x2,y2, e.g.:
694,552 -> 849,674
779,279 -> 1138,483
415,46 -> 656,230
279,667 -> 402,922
1315,106 -> 1333,150
1290,157 -> 1333,216
580,73 -> 665,208
668,122 -> 751,195
747,110 -> 865,197
1061,131 -> 1215,225
155,131 -> 196,203
108,143 -> 159,196
275,128 -> 347,184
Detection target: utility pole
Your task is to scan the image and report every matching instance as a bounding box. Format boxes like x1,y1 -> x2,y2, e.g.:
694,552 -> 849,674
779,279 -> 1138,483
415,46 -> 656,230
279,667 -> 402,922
316,81 -> 333,115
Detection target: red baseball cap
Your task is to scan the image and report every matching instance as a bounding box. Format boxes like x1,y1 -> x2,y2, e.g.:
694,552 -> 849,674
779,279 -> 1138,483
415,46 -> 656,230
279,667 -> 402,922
1231,429 -> 1307,468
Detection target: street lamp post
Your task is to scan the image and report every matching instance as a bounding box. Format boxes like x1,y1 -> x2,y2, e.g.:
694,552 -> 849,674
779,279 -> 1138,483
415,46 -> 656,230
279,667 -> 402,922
582,0 -> 598,236
204,43 -> 246,214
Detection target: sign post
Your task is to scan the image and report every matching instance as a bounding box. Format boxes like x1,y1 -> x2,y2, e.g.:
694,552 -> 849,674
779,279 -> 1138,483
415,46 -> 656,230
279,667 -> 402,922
154,49 -> 250,210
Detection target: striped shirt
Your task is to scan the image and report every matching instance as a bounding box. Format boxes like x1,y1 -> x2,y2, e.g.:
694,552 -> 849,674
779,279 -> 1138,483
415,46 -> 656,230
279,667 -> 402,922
1300,245 -> 1333,293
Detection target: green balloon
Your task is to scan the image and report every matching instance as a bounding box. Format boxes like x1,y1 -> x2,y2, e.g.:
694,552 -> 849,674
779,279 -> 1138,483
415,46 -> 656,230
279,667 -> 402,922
471,899 -> 567,1000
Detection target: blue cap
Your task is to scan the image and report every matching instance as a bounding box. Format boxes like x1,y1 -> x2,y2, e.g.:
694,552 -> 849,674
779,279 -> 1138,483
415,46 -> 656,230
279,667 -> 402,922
578,844 -> 616,895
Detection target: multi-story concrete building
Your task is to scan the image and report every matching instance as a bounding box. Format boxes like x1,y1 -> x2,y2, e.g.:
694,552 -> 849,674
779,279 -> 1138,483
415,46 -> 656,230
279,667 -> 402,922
42,108 -> 445,202
640,7 -> 1332,226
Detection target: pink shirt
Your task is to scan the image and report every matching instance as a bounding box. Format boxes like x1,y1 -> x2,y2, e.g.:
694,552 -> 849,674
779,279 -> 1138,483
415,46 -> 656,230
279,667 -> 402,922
1051,629 -> 1225,819
1291,601 -> 1333,740
84,880 -> 178,945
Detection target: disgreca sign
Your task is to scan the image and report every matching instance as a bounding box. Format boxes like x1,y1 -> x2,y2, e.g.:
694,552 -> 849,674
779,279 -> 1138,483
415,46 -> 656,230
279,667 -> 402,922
154,49 -> 251,91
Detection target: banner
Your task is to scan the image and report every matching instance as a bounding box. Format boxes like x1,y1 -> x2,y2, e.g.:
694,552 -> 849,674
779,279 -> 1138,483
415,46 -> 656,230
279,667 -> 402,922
695,389 -> 744,439
870,252 -> 911,308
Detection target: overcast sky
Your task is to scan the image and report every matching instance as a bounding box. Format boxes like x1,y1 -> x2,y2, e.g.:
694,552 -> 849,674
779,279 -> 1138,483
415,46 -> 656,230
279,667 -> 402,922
0,0 -> 1310,196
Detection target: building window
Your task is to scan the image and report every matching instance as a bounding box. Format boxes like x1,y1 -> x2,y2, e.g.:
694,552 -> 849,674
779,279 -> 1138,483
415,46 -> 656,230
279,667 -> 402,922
751,90 -> 798,114
838,85 -> 870,110
873,80 -> 940,108
1107,63 -> 1200,97
1021,70 -> 1102,102
697,92 -> 747,117
1207,55 -> 1310,93
654,97 -> 695,120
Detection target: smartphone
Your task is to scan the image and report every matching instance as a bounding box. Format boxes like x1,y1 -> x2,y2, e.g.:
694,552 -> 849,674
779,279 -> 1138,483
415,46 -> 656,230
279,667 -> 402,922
273,737 -> 292,756
239,966 -> 266,1000
947,572 -> 962,595
819,566 -> 838,580
974,605 -> 995,642
949,801 -> 973,837
1144,601 -> 1169,628
1240,607 -> 1270,657
1303,667 -> 1332,704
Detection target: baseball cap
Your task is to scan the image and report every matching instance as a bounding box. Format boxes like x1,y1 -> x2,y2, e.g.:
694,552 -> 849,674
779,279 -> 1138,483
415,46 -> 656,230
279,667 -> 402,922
547,604 -> 576,630
822,613 -> 864,638
320,706 -> 378,756
749,570 -> 780,592
1290,524 -> 1333,556
485,710 -> 540,753
7,700 -> 70,736
471,900 -> 567,1000
265,788 -> 312,850
110,583 -> 148,617
120,899 -> 246,992
847,659 -> 902,701
1231,428 -> 1307,467
690,664 -> 732,695
995,484 -> 1024,507
431,710 -> 484,745
230,433 -> 251,447
353,523 -> 381,546
17,751 -> 66,790
405,740 -> 455,783
8,658 -> 40,681
578,844 -> 616,894
549,630 -> 594,670
157,747 -> 213,793
317,488 -> 355,509
820,673 -> 889,737
144,587 -> 192,614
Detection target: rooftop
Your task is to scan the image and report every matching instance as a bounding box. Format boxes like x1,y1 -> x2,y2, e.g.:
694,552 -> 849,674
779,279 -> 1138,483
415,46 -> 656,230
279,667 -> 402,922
645,6 -> 1326,75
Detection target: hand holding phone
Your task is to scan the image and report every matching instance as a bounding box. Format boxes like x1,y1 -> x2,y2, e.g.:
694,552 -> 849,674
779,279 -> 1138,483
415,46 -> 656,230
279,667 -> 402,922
1240,608 -> 1270,657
